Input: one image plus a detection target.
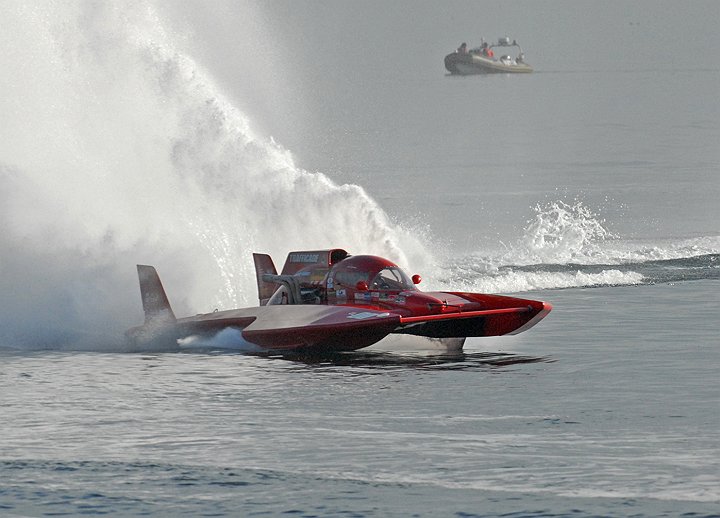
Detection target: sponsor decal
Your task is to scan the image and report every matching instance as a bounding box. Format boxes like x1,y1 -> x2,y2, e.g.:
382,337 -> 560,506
354,292 -> 372,301
372,292 -> 380,299
396,295 -> 406,304
336,289 -> 346,299
378,293 -> 398,302
348,312 -> 391,320
289,253 -> 320,263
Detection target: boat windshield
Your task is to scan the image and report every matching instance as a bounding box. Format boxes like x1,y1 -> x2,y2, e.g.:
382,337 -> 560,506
369,267 -> 416,291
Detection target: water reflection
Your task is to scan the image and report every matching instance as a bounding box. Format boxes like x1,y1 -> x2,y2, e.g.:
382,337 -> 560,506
252,350 -> 553,371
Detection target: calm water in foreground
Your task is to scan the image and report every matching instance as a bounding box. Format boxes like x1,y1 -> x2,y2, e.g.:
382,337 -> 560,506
2,280 -> 718,516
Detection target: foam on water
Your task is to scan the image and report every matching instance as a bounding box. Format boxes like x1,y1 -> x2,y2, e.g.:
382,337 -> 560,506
440,268 -> 646,294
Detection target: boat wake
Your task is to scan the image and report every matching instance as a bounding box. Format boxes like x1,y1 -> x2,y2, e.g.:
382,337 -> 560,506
434,201 -> 720,293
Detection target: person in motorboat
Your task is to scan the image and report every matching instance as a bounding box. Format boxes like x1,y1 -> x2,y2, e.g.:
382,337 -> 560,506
444,36 -> 532,74
457,42 -> 468,54
480,42 -> 494,58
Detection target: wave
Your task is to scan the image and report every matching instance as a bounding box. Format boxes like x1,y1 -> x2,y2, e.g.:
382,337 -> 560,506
502,201 -> 720,267
432,202 -> 720,293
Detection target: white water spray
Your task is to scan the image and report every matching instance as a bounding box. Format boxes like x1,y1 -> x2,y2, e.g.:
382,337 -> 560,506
436,200 -> 719,293
0,1 -> 427,349
517,201 -> 616,264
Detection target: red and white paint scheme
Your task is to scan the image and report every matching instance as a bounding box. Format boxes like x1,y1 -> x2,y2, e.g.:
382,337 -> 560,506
127,249 -> 551,353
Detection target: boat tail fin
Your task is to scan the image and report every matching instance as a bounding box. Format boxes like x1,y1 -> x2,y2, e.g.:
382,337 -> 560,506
137,265 -> 176,324
253,253 -> 278,306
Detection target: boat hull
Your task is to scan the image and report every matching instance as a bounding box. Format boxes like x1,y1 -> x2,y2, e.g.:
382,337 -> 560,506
444,53 -> 533,75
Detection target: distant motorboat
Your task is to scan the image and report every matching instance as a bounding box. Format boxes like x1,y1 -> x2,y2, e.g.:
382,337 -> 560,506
445,37 -> 532,75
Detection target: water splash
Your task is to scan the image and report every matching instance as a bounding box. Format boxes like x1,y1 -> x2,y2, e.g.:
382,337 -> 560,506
177,328 -> 263,352
0,1 -> 427,349
431,200 -> 719,293
513,200 -> 616,265
511,200 -> 720,267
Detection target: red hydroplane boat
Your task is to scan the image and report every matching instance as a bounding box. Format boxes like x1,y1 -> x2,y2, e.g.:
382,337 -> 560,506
126,249 -> 551,353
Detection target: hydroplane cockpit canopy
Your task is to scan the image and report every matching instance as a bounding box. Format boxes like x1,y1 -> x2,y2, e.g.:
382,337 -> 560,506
369,266 -> 416,291
329,255 -> 417,292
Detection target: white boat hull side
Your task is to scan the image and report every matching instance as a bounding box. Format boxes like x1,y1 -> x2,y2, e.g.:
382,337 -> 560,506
445,52 -> 533,75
